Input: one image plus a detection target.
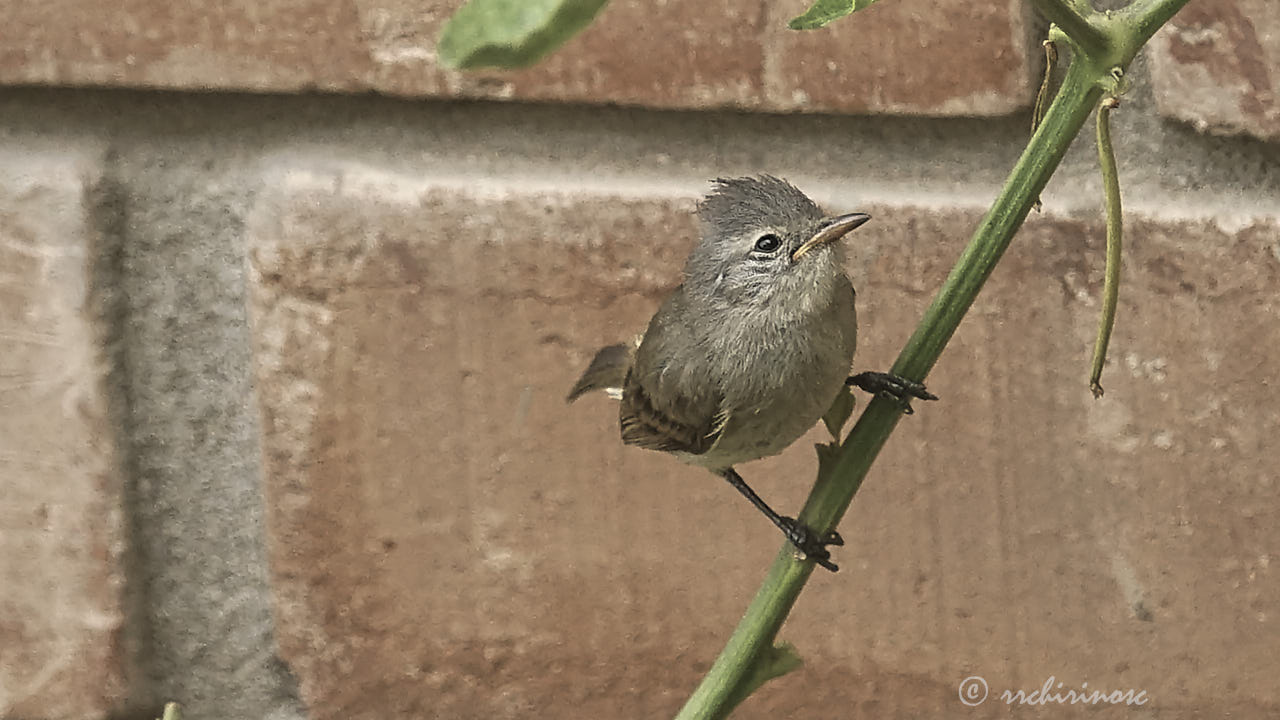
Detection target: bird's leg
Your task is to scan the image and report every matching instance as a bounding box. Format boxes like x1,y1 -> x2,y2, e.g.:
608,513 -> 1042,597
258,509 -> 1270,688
717,468 -> 843,572
847,371 -> 938,415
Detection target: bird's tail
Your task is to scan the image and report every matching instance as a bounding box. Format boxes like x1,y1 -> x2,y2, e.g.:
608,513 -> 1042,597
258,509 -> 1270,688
566,343 -> 633,402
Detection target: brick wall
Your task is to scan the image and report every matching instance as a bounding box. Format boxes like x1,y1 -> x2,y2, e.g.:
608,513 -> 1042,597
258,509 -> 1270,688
1,2 -> 1277,720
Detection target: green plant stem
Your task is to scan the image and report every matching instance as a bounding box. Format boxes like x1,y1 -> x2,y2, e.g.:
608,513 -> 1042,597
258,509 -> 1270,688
1032,37 -> 1059,137
802,52 -> 1109,552
673,0 -> 1191,715
1120,0 -> 1195,55
1029,0 -> 1111,58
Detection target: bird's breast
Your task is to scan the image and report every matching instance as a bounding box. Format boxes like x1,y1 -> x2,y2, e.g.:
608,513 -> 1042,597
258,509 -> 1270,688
692,292 -> 857,467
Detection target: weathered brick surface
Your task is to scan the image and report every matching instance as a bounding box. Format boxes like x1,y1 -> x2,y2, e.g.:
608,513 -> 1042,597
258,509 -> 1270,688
0,0 -> 374,93
1150,0 -> 1280,140
0,147 -> 126,719
765,0 -> 1034,115
0,0 -> 1033,115
247,165 -> 1280,719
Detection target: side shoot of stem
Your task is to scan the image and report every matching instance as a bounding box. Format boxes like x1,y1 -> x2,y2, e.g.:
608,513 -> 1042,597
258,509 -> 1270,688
1090,92 -> 1124,396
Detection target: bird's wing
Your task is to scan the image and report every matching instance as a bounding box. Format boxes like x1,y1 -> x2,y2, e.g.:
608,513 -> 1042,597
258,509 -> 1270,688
619,291 -> 724,456
620,372 -> 724,455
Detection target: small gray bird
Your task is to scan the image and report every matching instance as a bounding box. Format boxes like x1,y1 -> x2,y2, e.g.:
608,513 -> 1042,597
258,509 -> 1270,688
568,176 -> 934,571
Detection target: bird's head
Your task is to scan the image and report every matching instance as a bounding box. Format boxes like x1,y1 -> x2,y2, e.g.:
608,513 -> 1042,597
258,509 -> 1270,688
686,175 -> 869,310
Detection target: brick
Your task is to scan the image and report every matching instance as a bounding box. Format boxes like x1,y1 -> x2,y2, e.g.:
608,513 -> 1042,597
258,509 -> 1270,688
247,165 -> 1280,719
1149,0 -> 1280,140
765,0 -> 1036,115
0,0 -> 375,93
0,0 -> 1038,115
0,0 -> 764,108
0,147 -> 126,719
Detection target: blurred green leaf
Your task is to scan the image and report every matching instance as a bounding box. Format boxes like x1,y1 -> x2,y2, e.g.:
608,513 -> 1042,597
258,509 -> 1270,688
788,0 -> 881,30
821,385 -> 856,439
438,0 -> 612,69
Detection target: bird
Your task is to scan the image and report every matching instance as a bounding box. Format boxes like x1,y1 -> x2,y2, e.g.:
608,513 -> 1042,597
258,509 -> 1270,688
568,176 -> 935,571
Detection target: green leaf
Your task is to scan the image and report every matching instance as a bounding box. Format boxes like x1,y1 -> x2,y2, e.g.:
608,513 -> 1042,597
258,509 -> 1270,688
788,0 -> 881,30
821,385 -> 856,439
438,0 -> 612,70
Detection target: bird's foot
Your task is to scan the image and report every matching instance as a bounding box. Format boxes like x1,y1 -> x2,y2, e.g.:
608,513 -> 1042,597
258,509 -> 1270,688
847,371 -> 938,415
778,517 -> 844,572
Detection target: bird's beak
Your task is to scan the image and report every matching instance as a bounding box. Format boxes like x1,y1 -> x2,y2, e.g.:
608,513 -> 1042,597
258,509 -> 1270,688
792,212 -> 871,261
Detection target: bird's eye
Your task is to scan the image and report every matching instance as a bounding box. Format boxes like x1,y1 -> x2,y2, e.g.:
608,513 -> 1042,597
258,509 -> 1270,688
753,233 -> 781,253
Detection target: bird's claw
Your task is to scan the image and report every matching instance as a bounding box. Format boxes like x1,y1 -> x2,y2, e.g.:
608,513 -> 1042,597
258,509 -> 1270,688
779,517 -> 843,572
847,371 -> 938,415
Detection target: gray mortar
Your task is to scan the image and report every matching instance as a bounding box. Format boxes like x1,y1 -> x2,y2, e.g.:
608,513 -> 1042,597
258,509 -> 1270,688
105,150 -> 304,720
0,52 -> 1275,720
